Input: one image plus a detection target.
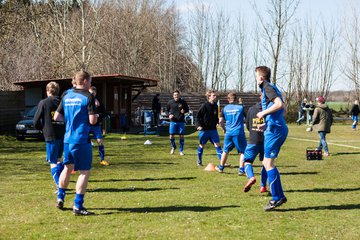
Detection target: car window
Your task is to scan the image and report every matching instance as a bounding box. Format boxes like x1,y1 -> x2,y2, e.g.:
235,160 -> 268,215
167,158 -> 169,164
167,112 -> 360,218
25,106 -> 37,118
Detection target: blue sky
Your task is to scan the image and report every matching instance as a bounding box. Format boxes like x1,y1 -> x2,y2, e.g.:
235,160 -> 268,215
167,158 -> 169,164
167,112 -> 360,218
174,0 -> 348,21
169,0 -> 360,91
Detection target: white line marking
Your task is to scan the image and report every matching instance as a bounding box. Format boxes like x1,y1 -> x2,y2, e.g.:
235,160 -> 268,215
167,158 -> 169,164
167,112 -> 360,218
288,137 -> 360,150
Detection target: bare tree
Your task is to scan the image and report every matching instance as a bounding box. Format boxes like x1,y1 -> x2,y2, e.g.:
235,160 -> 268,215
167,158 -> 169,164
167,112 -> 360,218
252,0 -> 300,85
313,20 -> 340,98
234,14 -> 249,92
342,4 -> 360,101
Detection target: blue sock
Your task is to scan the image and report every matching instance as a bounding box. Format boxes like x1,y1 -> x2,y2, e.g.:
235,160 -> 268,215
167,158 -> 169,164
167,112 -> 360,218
218,164 -> 224,171
57,188 -> 66,201
74,194 -> 85,209
267,167 -> 285,201
260,166 -> 267,187
239,167 -> 245,173
244,164 -> 254,179
170,139 -> 176,149
215,146 -> 222,160
51,166 -> 60,187
197,146 -> 203,162
57,162 -> 64,172
179,139 -> 184,152
98,145 -> 105,161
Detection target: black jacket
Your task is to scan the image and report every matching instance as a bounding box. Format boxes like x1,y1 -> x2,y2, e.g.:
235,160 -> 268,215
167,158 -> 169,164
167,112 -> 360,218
166,98 -> 189,122
350,104 -> 360,116
93,98 -> 106,126
196,101 -> 218,130
33,96 -> 65,141
245,102 -> 264,144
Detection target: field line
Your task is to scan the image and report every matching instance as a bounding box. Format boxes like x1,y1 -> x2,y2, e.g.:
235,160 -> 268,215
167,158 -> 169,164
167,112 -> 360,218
288,137 -> 360,150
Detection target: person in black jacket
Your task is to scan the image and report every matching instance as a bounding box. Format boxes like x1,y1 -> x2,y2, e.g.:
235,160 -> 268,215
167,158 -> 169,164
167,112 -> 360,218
195,90 -> 222,166
166,90 -> 189,155
33,81 -> 65,191
152,93 -> 161,126
242,101 -> 268,193
350,100 -> 360,130
89,86 -> 109,166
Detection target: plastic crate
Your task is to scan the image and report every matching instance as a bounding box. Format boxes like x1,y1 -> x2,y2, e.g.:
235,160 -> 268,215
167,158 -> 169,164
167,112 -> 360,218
306,148 -> 322,160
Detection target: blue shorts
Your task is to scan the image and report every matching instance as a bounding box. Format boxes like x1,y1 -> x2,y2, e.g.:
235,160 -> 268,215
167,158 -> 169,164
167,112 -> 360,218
264,125 -> 288,159
90,125 -> 103,139
244,143 -> 264,163
169,122 -> 185,135
223,132 -> 247,153
63,143 -> 92,171
46,140 -> 63,164
199,130 -> 220,145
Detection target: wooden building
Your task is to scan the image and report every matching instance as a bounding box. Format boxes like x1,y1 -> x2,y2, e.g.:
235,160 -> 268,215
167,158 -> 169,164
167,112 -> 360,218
14,74 -> 158,131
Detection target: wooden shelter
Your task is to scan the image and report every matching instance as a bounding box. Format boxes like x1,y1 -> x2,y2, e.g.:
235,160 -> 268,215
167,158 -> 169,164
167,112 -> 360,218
14,74 -> 158,131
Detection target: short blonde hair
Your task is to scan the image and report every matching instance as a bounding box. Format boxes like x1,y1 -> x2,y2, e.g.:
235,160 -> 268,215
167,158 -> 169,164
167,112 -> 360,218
46,81 -> 59,96
227,92 -> 237,102
206,90 -> 216,99
74,70 -> 91,86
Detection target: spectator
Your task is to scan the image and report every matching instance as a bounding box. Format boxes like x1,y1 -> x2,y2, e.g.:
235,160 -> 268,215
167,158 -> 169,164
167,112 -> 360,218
296,98 -> 307,125
350,100 -> 360,130
309,96 -> 333,157
152,94 -> 161,126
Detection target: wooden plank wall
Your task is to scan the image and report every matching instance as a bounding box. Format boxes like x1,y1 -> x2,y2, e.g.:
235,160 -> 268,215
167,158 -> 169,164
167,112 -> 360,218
0,91 -> 25,134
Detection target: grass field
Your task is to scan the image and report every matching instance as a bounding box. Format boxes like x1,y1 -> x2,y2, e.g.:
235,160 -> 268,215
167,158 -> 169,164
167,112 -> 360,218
1,124 -> 360,239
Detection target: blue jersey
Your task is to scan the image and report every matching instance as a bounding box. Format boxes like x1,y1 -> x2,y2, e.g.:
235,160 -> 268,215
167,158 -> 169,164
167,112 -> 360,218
57,89 -> 96,144
261,81 -> 286,128
221,103 -> 245,136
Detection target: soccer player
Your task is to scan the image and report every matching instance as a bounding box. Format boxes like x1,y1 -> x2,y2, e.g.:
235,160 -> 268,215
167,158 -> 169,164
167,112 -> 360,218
195,90 -> 222,166
216,92 -> 247,173
242,100 -> 268,193
255,66 -> 288,211
54,70 -> 98,216
89,86 -> 109,166
33,82 -> 65,192
166,90 -> 189,155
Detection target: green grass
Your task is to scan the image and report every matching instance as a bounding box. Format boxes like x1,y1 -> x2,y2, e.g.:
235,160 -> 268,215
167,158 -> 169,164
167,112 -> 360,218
1,124 -> 360,239
327,101 -> 350,113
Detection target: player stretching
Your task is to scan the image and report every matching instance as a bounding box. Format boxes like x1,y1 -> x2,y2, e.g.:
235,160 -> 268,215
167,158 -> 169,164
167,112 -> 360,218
54,70 -> 98,215
89,86 -> 109,166
242,101 -> 268,193
195,90 -> 223,166
33,82 -> 65,192
216,92 -> 247,173
255,66 -> 288,211
166,90 -> 189,155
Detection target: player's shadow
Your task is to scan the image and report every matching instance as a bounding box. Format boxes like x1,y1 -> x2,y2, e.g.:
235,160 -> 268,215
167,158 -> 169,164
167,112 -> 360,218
331,152 -> 360,156
89,176 -> 196,183
280,171 -> 319,175
286,187 -> 360,193
274,203 -> 360,212
86,187 -> 180,193
90,205 -> 240,215
104,161 -> 177,165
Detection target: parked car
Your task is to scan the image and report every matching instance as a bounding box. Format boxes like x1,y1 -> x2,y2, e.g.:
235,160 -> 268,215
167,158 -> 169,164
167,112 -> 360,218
15,106 -> 43,140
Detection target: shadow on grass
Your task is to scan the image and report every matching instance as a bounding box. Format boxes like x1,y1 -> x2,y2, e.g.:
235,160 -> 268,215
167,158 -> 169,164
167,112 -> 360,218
90,205 -> 240,215
87,187 -> 180,193
331,152 -> 360,156
286,187 -> 360,193
275,203 -> 360,212
89,176 -> 196,183
281,171 -> 319,175
107,162 -> 178,165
